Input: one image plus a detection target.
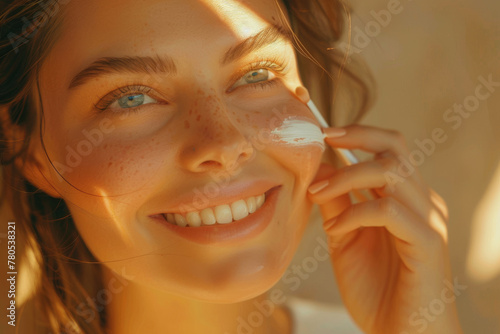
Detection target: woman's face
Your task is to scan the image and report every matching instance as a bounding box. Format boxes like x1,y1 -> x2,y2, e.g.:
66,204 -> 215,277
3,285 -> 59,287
36,0 -> 324,302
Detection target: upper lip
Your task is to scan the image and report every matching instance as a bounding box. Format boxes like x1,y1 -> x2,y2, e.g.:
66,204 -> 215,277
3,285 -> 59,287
149,179 -> 281,215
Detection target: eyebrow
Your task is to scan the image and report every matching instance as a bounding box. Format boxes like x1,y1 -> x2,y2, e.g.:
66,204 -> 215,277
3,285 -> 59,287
68,24 -> 292,90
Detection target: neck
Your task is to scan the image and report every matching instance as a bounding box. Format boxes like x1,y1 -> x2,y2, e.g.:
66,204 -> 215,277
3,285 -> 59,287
102,267 -> 291,334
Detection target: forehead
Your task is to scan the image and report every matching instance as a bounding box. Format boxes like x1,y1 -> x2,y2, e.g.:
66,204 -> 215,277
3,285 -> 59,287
55,0 -> 283,58
41,0 -> 287,91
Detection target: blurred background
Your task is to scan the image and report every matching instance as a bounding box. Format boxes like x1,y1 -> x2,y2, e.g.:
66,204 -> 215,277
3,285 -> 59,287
274,0 -> 500,333
1,0 -> 499,333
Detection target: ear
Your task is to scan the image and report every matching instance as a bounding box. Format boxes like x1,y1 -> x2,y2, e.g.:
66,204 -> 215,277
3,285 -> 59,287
1,104 -> 62,199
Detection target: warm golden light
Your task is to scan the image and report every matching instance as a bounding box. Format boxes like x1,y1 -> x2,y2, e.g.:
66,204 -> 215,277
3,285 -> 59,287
98,188 -> 134,247
466,163 -> 500,283
18,245 -> 40,307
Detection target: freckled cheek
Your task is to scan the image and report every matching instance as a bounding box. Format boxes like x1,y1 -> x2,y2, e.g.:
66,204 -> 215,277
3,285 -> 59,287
235,100 -> 323,184
233,98 -> 314,129
268,145 -> 323,185
53,135 -> 175,194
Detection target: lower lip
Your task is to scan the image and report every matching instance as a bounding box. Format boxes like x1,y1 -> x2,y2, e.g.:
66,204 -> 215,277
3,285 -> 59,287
150,186 -> 282,245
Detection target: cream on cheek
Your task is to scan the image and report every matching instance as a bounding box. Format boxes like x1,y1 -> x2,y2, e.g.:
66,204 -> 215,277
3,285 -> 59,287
263,105 -> 325,178
271,118 -> 325,150
60,99 -> 322,293
235,100 -> 324,236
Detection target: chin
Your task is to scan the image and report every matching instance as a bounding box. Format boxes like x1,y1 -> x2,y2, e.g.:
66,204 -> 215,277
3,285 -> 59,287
186,272 -> 287,304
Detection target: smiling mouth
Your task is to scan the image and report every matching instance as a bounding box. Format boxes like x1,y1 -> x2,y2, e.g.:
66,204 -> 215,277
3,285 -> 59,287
158,192 -> 267,227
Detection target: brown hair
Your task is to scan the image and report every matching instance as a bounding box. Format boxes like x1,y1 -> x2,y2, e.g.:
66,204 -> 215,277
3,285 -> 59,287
0,0 -> 375,332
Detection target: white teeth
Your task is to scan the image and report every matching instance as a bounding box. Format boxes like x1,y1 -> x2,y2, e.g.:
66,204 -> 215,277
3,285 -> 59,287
231,200 -> 249,220
246,197 -> 257,214
214,205 -> 233,224
163,192 -> 268,227
174,214 -> 188,227
186,212 -> 202,227
200,208 -> 216,225
256,194 -> 265,208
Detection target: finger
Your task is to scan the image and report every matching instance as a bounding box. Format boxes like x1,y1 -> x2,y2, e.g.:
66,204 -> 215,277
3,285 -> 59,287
308,162 -> 353,222
324,124 -> 410,157
308,159 -> 434,221
311,162 -> 337,183
324,197 -> 444,250
429,188 -> 449,223
324,125 -> 427,188
372,149 -> 427,188
318,193 -> 352,223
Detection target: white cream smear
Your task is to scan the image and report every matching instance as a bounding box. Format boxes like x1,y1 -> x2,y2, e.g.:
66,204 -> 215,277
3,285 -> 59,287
271,118 -> 326,151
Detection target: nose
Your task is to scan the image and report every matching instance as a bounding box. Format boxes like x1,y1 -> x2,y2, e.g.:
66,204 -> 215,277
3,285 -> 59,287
178,99 -> 255,173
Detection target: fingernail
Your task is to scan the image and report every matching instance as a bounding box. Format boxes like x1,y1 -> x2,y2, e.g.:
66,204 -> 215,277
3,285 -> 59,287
308,180 -> 329,194
324,218 -> 337,230
295,86 -> 310,104
323,127 -> 346,138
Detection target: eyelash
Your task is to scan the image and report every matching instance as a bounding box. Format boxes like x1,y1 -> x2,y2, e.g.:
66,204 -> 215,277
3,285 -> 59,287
94,57 -> 288,114
94,85 -> 155,112
229,57 -> 287,92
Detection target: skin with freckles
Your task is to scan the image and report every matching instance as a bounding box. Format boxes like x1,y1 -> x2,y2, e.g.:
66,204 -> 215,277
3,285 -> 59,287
26,0 -> 322,332
20,0 -> 464,333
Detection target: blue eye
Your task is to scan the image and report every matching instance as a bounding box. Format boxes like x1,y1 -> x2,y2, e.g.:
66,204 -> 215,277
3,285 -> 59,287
232,68 -> 276,89
95,85 -> 162,112
113,93 -> 157,109
244,69 -> 270,83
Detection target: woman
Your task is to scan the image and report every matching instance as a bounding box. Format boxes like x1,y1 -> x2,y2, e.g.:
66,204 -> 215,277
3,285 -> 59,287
0,0 -> 463,333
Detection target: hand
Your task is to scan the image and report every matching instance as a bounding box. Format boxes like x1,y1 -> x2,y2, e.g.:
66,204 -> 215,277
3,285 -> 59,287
307,124 -> 463,334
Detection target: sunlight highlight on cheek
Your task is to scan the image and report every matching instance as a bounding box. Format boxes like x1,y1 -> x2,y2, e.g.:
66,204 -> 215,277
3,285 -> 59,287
98,188 -> 134,247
